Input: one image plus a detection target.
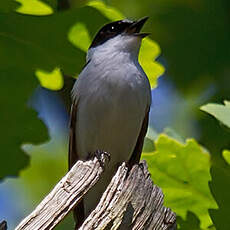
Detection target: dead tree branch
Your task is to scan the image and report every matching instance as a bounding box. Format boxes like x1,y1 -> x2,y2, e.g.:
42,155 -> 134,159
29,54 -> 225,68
80,161 -> 176,230
14,156 -> 176,230
15,154 -> 108,230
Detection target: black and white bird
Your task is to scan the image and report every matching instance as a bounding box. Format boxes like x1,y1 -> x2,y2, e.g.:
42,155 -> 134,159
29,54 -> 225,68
69,17 -> 152,228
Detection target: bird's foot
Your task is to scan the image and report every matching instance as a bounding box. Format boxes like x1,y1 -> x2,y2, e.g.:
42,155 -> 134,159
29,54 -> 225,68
94,150 -> 110,168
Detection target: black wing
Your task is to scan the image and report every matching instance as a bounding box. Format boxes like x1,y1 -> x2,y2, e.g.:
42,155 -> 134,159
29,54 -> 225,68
128,106 -> 150,167
68,103 -> 79,170
68,102 -> 85,229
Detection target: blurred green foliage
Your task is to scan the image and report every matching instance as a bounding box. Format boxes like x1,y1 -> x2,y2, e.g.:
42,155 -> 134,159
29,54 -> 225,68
0,0 -> 100,179
0,0 -> 230,230
209,157 -> 230,230
201,102 -> 230,230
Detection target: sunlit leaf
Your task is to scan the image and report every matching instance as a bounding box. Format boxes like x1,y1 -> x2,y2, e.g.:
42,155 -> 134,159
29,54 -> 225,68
36,68 -> 63,90
87,0 -> 123,20
15,0 -> 53,15
139,39 -> 164,88
222,150 -> 230,164
142,134 -> 217,228
200,101 -> 230,128
68,22 -> 91,52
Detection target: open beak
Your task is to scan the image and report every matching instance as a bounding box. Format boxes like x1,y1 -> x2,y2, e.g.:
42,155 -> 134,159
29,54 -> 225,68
126,17 -> 150,38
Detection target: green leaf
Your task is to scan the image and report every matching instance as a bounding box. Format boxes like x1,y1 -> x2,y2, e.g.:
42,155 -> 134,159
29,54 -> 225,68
222,150 -> 230,164
142,134 -> 217,228
15,0 -> 53,15
139,39 -> 164,88
68,22 -> 91,52
209,150 -> 230,230
87,0 -> 124,20
200,101 -> 230,128
36,68 -> 64,90
0,69 -> 48,179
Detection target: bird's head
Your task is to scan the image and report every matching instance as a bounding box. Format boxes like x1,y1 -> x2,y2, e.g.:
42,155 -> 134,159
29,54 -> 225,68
87,17 -> 149,61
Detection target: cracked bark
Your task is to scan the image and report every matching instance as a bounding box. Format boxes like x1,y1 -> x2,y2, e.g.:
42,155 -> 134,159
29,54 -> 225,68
12,156 -> 176,230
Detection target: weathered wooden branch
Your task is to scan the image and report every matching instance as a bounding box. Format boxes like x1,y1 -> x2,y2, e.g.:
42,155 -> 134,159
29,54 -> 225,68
15,154 -> 109,230
80,161 -> 176,230
13,155 -> 176,230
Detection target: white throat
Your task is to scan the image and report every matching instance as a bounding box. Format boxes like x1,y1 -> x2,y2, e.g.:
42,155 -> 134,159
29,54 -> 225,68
86,34 -> 142,63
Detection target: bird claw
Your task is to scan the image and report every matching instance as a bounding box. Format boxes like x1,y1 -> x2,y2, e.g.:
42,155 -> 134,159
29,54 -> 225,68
94,150 -> 110,168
